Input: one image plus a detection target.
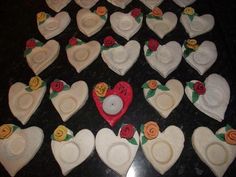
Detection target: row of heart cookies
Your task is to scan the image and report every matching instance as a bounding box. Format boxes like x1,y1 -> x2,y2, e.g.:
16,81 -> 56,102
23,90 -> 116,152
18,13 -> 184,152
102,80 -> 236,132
24,37 -> 217,77
1,123 -> 235,177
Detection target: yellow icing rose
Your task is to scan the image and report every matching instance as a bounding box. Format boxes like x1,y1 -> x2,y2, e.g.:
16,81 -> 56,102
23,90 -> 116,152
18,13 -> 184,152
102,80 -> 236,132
37,12 -> 47,23
186,39 -> 198,50
53,125 -> 68,142
184,7 -> 195,16
94,82 -> 109,97
29,76 -> 43,90
0,124 -> 13,139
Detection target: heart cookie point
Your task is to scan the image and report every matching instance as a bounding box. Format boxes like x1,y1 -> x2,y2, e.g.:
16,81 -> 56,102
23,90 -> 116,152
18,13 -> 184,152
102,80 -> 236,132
107,0 -> 132,9
173,0 -> 196,7
46,0 -> 71,12
140,0 -> 164,9
75,0 -> 99,9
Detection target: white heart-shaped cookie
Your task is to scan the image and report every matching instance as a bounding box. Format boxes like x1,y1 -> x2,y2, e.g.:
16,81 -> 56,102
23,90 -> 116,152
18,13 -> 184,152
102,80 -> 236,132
139,0 -> 164,9
8,82 -> 46,125
51,128 -> 94,175
102,40 -> 140,76
143,79 -> 184,118
185,74 -> 230,122
0,125 -> 44,177
66,38 -> 100,73
146,12 -> 177,39
50,80 -> 88,122
144,41 -> 182,78
107,0 -> 132,9
140,124 -> 185,174
96,127 -> 139,176
183,40 -> 217,75
76,9 -> 107,37
25,39 -> 60,75
75,0 -> 98,8
192,126 -> 236,177
110,11 -> 143,40
46,0 -> 71,12
172,0 -> 196,7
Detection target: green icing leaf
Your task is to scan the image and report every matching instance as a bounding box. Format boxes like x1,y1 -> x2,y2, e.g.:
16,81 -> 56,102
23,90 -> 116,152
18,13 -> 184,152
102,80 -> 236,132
49,91 -> 58,99
186,82 -> 194,89
146,48 -> 153,56
25,87 -> 33,92
101,43 -> 120,52
142,135 -> 147,145
146,14 -> 162,20
225,124 -> 232,131
140,124 -> 144,133
50,134 -> 54,140
66,44 -> 71,49
99,97 -> 105,102
145,41 -> 148,46
183,48 -> 194,58
63,85 -> 70,91
141,83 -> 149,89
24,48 -> 32,57
192,91 -> 199,104
216,133 -> 225,142
158,84 -> 169,91
100,15 -> 107,21
78,40 -> 85,45
64,134 -> 73,141
146,89 -> 156,99
41,81 -> 46,87
128,137 -> 138,145
12,125 -> 19,132
37,41 -> 44,47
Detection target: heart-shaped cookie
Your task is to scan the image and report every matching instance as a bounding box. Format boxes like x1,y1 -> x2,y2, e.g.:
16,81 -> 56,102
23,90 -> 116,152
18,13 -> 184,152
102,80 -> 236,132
92,82 -> 133,126
185,74 -> 230,122
51,125 -> 94,175
75,0 -> 99,8
192,126 -> 236,177
142,79 -> 184,118
102,39 -> 140,76
140,122 -> 185,175
144,39 -> 182,78
50,80 -> 88,122
37,11 -> 71,39
107,0 -> 132,9
24,39 -> 60,75
110,9 -> 143,40
96,124 -> 139,176
172,0 -> 196,7
8,77 -> 47,125
66,37 -> 100,73
139,0 -> 164,10
76,8 -> 107,37
182,40 -> 217,75
46,0 -> 71,12
146,8 -> 177,39
0,124 -> 44,177
180,7 -> 215,38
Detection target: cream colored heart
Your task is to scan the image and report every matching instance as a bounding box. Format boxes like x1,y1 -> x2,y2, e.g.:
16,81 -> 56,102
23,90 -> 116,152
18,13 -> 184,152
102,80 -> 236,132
75,0 -> 98,8
172,0 -> 196,7
185,74 -> 230,122
66,40 -> 100,73
38,11 -> 71,39
140,125 -> 184,174
144,41 -> 182,78
192,126 -> 236,177
46,0 -> 71,12
50,80 -> 88,122
146,12 -> 177,39
180,13 -> 215,38
26,40 -> 60,75
139,0 -> 164,9
8,82 -> 46,125
51,129 -> 94,175
107,0 -> 132,9
96,128 -> 139,176
0,126 -> 44,177
102,40 -> 140,76
76,9 -> 107,37
110,12 -> 143,40
143,79 -> 184,118
183,41 -> 217,75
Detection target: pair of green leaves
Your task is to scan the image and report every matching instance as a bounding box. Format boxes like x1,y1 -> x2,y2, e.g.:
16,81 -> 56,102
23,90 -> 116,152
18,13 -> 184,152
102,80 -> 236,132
101,43 -> 120,51
134,13 -> 143,24
215,124 -> 233,142
142,82 -> 170,99
146,13 -> 163,20
49,84 -> 70,99
66,39 -> 85,49
24,40 -> 44,57
25,81 -> 46,92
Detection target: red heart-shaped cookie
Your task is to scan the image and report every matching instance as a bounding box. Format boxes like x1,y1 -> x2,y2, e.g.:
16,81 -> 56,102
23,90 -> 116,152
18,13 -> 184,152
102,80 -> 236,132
92,81 -> 133,126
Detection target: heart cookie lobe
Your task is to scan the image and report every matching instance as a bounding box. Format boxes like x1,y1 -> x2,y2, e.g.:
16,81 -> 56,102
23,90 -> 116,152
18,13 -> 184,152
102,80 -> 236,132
107,0 -> 132,9
75,0 -> 99,8
46,0 -> 71,12
93,82 -> 133,126
172,0 -> 196,7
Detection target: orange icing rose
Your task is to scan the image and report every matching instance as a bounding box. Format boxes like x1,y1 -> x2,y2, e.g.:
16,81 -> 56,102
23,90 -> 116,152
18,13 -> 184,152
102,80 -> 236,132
96,6 -> 107,16
0,124 -> 13,139
152,7 -> 163,17
144,121 -> 159,140
225,129 -> 236,145
95,82 -> 109,97
147,80 -> 158,90
29,76 -> 43,90
53,125 -> 68,142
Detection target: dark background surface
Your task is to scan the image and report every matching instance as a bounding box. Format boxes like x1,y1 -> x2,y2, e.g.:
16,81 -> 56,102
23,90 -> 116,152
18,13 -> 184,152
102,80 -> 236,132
0,0 -> 236,177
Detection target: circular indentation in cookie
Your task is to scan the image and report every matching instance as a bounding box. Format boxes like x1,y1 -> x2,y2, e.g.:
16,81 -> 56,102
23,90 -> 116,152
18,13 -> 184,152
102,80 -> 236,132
81,14 -> 99,28
31,50 -> 47,63
118,16 -> 134,31
102,95 -> 123,115
155,93 -> 174,111
206,143 -> 228,166
59,96 -> 77,114
111,46 -> 128,64
156,46 -> 173,64
190,17 -> 206,32
7,134 -> 26,156
60,142 -> 80,164
45,19 -> 59,31
73,47 -> 89,61
154,23 -> 170,33
203,87 -> 222,107
151,140 -> 173,164
107,142 -> 131,167
17,93 -> 34,110
193,51 -> 211,65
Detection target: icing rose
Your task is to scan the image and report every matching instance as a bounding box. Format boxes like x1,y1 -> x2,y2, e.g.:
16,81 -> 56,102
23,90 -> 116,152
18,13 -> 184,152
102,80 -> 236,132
152,7 -> 163,17
147,80 -> 158,90
96,6 -> 107,16
69,37 -> 77,46
26,39 -> 36,49
144,121 -> 159,140
184,7 -> 195,16
194,81 -> 206,95
0,124 -> 13,139
37,12 -> 47,23
53,125 -> 68,142
225,129 -> 236,145
51,81 -> 64,92
131,8 -> 141,18
148,39 -> 159,51
29,76 -> 43,90
104,36 -> 115,47
95,82 -> 108,97
186,39 -> 198,50
120,124 -> 135,139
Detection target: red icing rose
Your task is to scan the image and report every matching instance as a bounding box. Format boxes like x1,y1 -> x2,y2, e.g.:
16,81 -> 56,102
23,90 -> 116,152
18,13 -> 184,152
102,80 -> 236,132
69,37 -> 77,46
120,124 -> 135,139
26,39 -> 36,48
148,39 -> 159,51
131,8 -> 141,18
51,81 -> 64,92
104,36 -> 115,47
194,81 -> 206,95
